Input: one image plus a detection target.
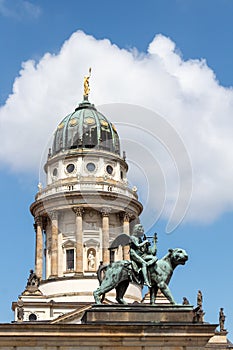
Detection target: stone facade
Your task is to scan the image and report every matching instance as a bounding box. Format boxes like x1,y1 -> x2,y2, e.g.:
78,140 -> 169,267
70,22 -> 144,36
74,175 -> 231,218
0,304 -> 227,350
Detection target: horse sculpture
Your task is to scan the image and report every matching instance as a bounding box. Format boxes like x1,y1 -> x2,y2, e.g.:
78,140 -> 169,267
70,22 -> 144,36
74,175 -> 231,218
93,248 -> 188,305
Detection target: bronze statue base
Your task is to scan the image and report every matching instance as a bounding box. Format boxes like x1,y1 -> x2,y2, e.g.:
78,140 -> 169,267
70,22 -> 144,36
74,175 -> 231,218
82,303 -> 197,324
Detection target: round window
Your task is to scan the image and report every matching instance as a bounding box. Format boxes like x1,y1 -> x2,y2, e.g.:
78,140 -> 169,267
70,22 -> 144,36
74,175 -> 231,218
29,313 -> 37,321
66,164 -> 75,173
86,162 -> 96,172
106,165 -> 113,175
52,168 -> 58,177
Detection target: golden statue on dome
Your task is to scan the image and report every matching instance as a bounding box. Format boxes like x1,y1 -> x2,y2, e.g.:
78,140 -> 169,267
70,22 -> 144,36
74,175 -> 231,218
84,67 -> 91,99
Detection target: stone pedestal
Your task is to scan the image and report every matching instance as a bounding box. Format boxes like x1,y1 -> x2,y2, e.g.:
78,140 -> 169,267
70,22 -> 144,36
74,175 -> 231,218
80,304 -> 218,350
82,304 -> 195,324
0,304 -> 219,349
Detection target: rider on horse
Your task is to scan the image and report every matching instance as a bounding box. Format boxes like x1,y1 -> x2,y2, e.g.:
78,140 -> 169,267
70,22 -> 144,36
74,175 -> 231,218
129,224 -> 158,288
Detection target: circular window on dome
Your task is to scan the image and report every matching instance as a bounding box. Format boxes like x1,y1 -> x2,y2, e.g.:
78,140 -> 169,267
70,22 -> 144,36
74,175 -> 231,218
66,164 -> 75,173
106,165 -> 113,175
52,168 -> 58,177
29,313 -> 37,321
86,162 -> 96,172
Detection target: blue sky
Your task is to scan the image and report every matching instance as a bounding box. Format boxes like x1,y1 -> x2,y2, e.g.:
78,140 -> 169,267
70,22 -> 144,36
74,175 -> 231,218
0,0 -> 233,336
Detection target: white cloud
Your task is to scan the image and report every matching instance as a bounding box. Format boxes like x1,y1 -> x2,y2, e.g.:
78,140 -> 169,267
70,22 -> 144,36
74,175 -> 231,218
0,0 -> 41,19
1,30 -> 233,228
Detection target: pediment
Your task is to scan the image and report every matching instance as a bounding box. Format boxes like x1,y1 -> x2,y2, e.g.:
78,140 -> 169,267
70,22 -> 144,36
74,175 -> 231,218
84,238 -> 99,247
62,239 -> 75,249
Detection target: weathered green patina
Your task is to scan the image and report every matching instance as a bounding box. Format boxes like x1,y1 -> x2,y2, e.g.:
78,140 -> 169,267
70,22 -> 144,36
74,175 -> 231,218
129,224 -> 157,288
93,225 -> 188,305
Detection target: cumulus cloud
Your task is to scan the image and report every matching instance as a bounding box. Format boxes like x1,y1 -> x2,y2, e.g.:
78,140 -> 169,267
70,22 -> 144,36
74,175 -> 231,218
1,30 -> 233,228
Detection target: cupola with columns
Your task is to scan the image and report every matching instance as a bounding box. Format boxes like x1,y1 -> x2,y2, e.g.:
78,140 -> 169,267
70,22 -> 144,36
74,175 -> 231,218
12,70 -> 143,322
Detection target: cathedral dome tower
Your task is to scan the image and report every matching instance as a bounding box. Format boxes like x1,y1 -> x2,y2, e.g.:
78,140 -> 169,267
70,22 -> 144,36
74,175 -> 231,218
14,71 -> 143,322
52,99 -> 120,156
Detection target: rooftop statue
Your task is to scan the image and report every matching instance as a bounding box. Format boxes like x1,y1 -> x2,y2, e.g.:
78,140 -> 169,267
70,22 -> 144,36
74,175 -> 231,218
193,290 -> 205,323
183,297 -> 190,305
83,67 -> 91,99
197,290 -> 203,308
93,224 -> 188,305
219,307 -> 226,332
27,269 -> 40,288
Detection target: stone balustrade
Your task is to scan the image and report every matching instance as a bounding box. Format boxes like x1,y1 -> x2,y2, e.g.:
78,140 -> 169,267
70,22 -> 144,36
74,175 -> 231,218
36,181 -> 138,200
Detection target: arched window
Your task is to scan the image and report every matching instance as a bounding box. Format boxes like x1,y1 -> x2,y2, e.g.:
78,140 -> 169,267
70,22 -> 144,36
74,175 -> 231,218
29,313 -> 37,321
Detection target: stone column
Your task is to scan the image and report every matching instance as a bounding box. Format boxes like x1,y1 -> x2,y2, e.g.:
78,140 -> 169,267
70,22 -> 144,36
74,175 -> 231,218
123,246 -> 130,260
50,211 -> 58,278
34,216 -> 43,279
123,212 -> 131,260
101,208 -> 111,265
123,212 -> 130,235
45,238 -> 50,280
73,207 -> 84,275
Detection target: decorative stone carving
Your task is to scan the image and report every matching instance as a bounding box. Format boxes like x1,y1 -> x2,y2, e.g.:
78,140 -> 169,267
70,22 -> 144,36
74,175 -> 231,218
123,212 -> 131,222
22,269 -> 42,296
73,207 -> 84,217
16,299 -> 24,322
48,211 -> 58,221
119,211 -> 133,221
101,207 -> 111,217
27,269 -> 40,288
35,216 -> 43,226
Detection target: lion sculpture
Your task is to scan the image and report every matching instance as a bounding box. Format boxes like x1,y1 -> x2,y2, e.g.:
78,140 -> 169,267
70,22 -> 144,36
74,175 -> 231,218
93,248 -> 188,305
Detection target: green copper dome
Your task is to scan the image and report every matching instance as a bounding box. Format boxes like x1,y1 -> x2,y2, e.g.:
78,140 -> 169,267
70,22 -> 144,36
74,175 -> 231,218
52,100 -> 120,156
